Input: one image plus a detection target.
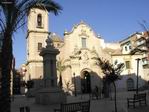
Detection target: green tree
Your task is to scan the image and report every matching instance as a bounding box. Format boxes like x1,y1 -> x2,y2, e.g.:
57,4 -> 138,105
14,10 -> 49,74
0,1 -> 62,112
94,58 -> 124,112
57,58 -> 71,88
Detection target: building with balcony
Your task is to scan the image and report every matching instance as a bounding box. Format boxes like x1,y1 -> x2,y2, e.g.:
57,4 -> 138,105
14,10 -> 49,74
114,32 -> 149,91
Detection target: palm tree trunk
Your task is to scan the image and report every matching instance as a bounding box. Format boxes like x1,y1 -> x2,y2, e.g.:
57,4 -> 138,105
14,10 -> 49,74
113,82 -> 117,112
0,32 -> 13,112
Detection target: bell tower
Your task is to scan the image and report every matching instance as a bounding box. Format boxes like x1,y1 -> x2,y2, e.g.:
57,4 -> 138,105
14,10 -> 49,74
26,7 -> 49,80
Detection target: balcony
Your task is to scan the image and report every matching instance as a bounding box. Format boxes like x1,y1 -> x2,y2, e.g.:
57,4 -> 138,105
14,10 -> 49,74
136,40 -> 145,46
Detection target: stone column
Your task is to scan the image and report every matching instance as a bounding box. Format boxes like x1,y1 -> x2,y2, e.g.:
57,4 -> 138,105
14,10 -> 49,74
40,40 -> 59,87
35,35 -> 66,104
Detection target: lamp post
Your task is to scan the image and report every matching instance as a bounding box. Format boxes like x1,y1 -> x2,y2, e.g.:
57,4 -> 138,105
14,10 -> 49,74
73,73 -> 77,96
136,58 -> 141,94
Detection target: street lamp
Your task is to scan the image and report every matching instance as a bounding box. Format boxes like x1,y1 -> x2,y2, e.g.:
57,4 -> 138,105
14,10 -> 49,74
73,73 -> 77,96
136,58 -> 141,94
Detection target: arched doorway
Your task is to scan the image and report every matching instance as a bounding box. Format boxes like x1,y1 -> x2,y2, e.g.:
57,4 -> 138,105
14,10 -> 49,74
81,71 -> 91,93
127,78 -> 134,91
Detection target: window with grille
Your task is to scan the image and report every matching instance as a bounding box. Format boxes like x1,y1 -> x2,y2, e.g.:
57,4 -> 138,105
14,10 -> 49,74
125,61 -> 130,69
82,38 -> 87,48
38,42 -> 42,51
127,78 -> 134,90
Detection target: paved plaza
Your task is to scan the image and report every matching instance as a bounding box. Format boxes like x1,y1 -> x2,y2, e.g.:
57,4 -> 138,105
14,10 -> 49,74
11,91 -> 149,112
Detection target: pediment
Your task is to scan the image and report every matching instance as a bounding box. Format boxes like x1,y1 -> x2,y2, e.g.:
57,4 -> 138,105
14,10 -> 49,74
64,21 -> 97,38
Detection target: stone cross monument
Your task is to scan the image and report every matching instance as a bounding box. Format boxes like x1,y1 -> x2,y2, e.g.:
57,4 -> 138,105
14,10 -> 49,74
35,35 -> 66,104
40,36 -> 59,87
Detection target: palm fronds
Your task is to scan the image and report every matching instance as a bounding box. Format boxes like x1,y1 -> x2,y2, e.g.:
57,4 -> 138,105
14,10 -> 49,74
57,58 -> 71,73
56,58 -> 71,88
0,1 -> 62,112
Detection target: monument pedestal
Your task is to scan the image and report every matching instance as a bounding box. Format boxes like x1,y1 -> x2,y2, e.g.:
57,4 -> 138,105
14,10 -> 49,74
35,36 -> 66,105
36,87 -> 66,104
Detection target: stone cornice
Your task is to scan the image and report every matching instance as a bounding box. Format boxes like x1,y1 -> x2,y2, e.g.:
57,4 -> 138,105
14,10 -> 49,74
26,60 -> 43,65
80,48 -> 90,51
111,54 -> 143,56
64,21 -> 97,38
26,30 -> 51,39
70,55 -> 81,59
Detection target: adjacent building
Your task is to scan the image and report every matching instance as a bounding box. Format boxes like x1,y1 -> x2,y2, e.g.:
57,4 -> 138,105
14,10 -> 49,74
114,32 -> 149,91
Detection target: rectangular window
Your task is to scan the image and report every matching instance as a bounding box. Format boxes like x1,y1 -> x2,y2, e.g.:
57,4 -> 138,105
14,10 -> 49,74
129,46 -> 131,50
38,42 -> 42,51
125,46 -> 127,51
82,38 -> 86,48
125,61 -> 130,69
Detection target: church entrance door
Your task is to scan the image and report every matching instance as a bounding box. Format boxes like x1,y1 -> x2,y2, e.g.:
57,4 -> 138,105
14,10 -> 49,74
81,71 -> 91,94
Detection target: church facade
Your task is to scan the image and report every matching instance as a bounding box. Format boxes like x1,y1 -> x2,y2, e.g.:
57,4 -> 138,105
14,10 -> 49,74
25,8 -> 149,94
52,21 -> 122,93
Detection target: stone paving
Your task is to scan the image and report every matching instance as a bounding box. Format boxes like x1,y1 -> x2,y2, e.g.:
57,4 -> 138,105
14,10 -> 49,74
11,91 -> 149,112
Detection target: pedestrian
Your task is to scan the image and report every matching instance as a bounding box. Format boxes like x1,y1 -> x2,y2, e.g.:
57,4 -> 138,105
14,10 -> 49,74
93,86 -> 99,100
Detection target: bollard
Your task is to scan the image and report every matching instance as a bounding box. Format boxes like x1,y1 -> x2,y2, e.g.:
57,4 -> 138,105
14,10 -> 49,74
20,107 -> 24,112
25,106 -> 30,112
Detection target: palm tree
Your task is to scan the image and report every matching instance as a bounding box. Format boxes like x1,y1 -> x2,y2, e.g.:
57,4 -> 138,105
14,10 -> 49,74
94,58 -> 124,112
0,1 -> 62,112
63,80 -> 74,95
56,58 -> 71,88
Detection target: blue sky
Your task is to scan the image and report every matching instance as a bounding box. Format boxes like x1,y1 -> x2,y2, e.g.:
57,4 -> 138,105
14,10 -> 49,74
13,0 -> 149,68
